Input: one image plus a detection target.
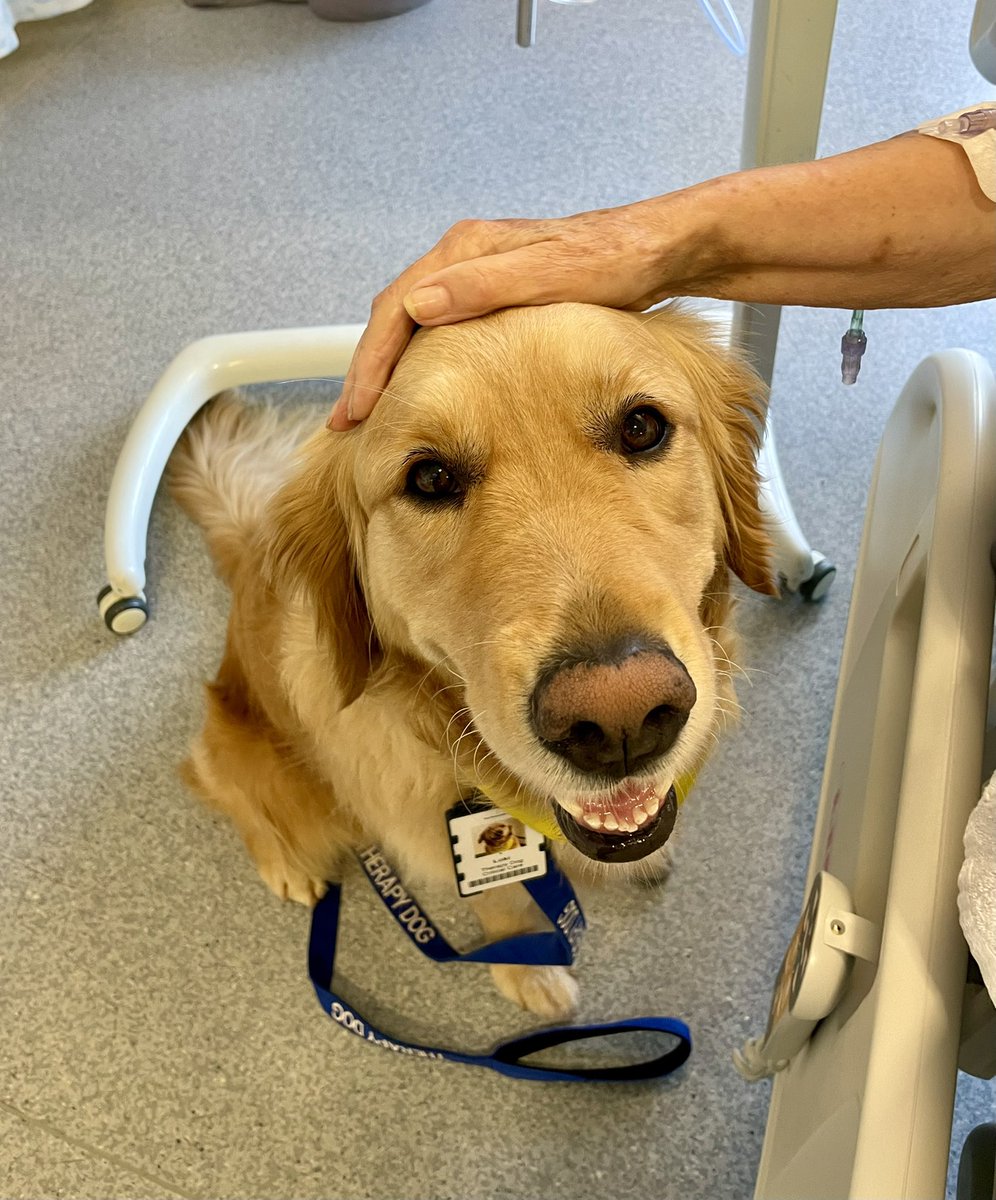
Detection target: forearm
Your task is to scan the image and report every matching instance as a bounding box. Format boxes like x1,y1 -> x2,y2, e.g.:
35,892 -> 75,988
664,132 -> 996,309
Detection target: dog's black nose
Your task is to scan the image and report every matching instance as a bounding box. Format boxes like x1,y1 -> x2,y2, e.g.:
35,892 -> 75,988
530,639 -> 696,779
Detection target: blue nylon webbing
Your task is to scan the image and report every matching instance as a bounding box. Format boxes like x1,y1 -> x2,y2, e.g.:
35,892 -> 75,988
307,846 -> 692,1082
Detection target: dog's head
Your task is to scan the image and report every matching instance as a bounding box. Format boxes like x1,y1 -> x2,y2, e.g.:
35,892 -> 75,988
479,822 -> 517,850
268,303 -> 774,866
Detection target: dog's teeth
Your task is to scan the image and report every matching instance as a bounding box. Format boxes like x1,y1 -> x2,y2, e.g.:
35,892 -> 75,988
645,794 -> 661,818
603,813 -> 619,832
633,804 -> 649,826
581,811 -> 604,830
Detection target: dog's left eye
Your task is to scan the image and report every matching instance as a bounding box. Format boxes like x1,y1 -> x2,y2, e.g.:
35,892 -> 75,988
406,459 -> 463,501
620,406 -> 671,455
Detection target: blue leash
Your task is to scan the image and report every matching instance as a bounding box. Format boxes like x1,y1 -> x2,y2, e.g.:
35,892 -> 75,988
308,845 -> 692,1082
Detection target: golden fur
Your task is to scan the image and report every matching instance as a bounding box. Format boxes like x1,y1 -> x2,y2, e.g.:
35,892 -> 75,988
169,303 -> 774,1017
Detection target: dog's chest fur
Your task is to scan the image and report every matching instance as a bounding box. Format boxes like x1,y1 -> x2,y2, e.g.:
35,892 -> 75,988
280,605 -> 462,889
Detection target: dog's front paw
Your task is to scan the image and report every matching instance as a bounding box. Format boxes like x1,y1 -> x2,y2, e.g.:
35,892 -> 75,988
489,963 -> 579,1019
257,857 -> 328,906
248,835 -> 328,906
242,822 -> 331,907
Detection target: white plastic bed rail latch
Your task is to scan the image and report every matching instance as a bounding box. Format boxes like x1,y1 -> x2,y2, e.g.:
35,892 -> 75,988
823,907 -> 880,964
733,871 -> 880,1082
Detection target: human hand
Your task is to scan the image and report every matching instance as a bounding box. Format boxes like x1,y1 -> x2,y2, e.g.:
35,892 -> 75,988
327,197 -> 713,429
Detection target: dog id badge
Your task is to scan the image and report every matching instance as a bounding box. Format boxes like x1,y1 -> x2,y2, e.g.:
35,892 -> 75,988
446,796 -> 549,898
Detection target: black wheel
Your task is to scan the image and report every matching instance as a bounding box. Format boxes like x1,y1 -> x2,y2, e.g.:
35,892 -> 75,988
799,559 -> 836,603
957,1123 -> 996,1200
98,586 -> 149,635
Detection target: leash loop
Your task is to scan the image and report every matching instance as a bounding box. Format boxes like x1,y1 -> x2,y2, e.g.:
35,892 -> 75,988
307,846 -> 692,1082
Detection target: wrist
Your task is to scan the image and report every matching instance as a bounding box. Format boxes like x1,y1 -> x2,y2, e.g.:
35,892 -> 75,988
634,177 -> 744,305
683,168 -> 785,292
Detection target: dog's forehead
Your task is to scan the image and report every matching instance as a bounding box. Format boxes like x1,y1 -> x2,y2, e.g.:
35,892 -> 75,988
369,304 -> 697,449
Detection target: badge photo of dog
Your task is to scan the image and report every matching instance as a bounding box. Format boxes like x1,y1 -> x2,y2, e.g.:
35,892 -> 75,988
476,820 -> 525,857
168,302 -> 775,1019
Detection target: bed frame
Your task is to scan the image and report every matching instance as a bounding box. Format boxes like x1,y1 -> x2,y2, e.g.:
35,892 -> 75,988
747,349 -> 996,1199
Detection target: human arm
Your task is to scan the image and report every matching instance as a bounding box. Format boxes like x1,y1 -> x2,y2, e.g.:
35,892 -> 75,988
330,127 -> 995,429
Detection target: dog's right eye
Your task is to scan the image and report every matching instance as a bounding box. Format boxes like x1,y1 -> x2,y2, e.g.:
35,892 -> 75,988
620,405 -> 671,455
406,459 -> 464,501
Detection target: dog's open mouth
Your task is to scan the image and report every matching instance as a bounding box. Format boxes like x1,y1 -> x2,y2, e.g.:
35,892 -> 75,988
555,780 -> 678,863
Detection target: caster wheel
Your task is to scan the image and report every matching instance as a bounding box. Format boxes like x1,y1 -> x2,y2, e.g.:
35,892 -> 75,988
799,558 -> 836,603
98,584 -> 149,635
957,1123 -> 996,1200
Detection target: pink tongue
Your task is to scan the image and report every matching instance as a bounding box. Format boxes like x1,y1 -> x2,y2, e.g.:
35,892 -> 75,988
582,779 -> 659,823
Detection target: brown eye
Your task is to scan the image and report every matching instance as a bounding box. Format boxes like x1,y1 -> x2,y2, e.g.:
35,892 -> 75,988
620,406 -> 670,455
407,459 -> 463,501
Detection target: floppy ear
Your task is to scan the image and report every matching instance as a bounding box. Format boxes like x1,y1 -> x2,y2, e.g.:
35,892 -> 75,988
264,435 -> 376,708
661,312 -> 778,597
697,354 -> 778,596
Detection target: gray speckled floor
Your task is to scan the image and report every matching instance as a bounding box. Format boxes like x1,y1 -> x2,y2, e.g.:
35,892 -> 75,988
1,1 -> 993,1197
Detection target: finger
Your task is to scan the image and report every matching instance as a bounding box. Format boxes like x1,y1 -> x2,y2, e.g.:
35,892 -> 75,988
346,319 -> 416,423
326,397 -> 361,432
402,242 -> 580,325
327,306 -> 417,429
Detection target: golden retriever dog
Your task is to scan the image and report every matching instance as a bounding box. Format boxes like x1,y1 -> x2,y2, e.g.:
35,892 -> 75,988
169,302 -> 774,1018
476,821 -> 524,856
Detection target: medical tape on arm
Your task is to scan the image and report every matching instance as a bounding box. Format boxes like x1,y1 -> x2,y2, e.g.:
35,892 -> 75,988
917,102 -> 996,201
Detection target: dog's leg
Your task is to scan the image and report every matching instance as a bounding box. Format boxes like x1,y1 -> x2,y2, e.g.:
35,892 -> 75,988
182,666 -> 353,907
469,886 -> 579,1019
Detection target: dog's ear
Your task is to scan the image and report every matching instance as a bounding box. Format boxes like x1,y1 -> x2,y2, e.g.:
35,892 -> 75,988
264,437 -> 376,708
697,355 -> 778,596
661,312 -> 778,596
